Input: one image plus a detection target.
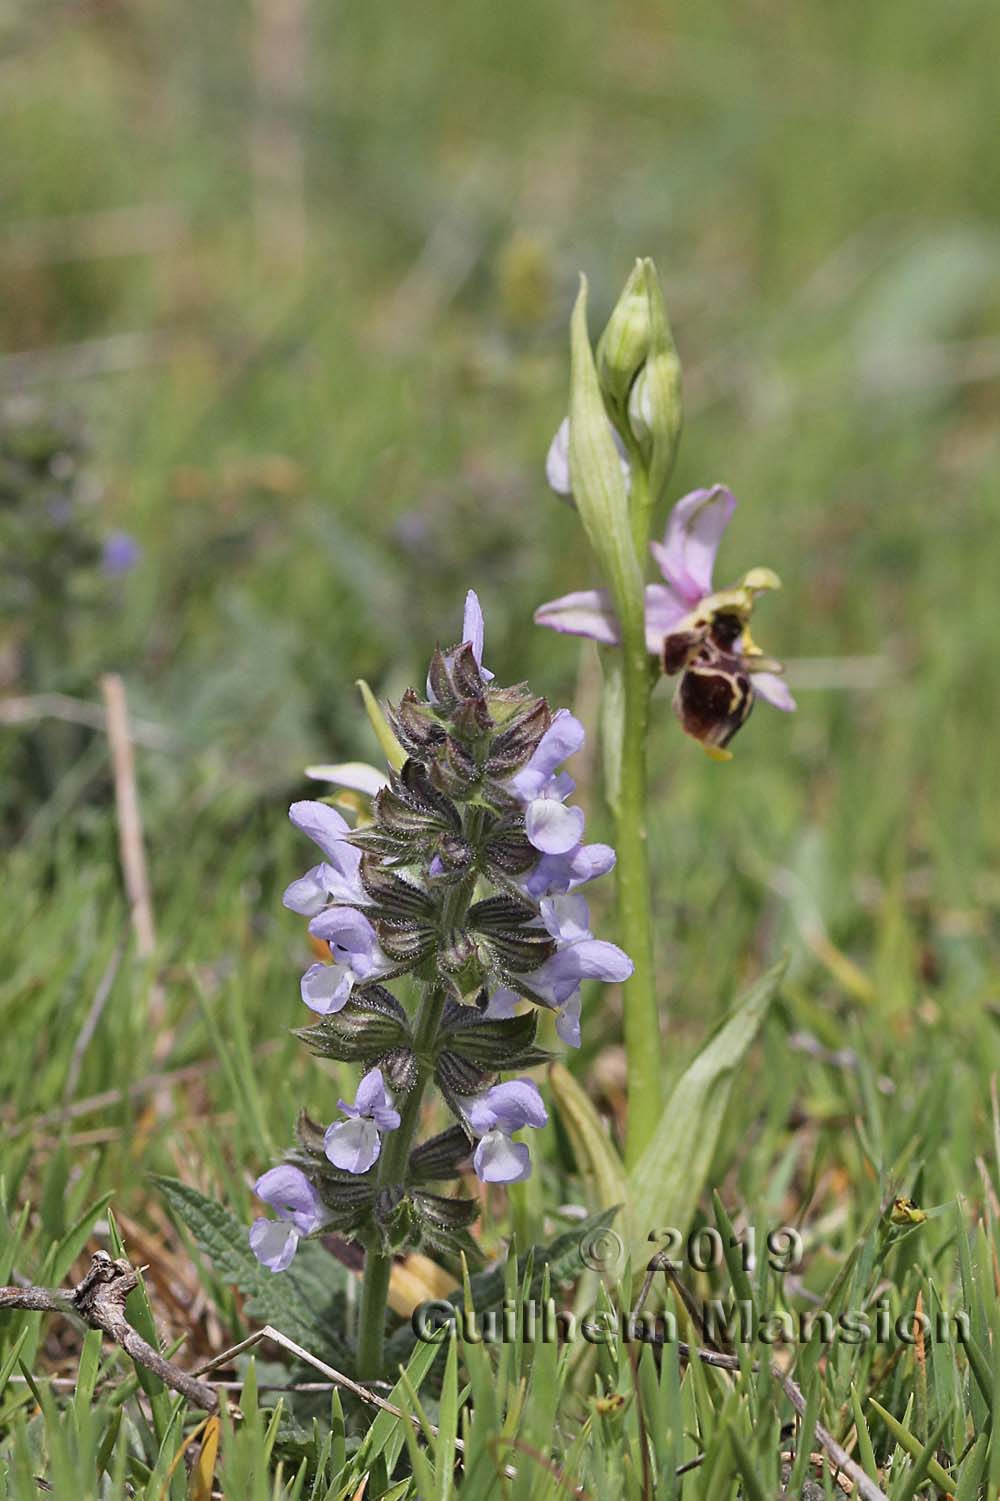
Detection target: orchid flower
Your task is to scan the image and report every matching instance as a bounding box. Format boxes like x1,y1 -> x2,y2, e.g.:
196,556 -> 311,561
534,484 -> 795,720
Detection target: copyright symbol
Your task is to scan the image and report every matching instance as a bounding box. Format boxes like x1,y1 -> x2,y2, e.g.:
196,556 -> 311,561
580,1226 -> 625,1273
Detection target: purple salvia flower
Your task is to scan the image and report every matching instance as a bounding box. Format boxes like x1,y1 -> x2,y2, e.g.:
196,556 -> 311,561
428,589 -> 494,701
299,908 -> 392,1015
462,588 -> 494,683
519,841 -> 616,899
539,892 -> 592,945
508,709 -> 587,855
249,1164 -> 327,1273
555,994 -> 582,1049
534,486 -> 795,713
521,938 -> 634,1008
483,986 -> 519,1020
101,531 -> 142,575
466,1078 -> 548,1184
285,802 -> 367,912
324,1067 -> 401,1174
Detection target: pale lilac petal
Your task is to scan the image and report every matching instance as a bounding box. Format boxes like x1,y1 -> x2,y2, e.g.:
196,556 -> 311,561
545,417 -> 632,501
753,673 -> 797,712
556,994 -> 582,1049
651,486 -> 737,604
253,1165 -> 326,1233
521,843 -> 616,899
467,1079 -> 548,1135
643,584 -> 691,654
540,893 -> 591,944
462,590 -> 488,673
566,938 -> 634,984
249,1218 -> 299,1273
289,801 -> 353,864
355,1067 -> 392,1120
304,762 -> 389,797
300,961 -> 354,1015
525,798 -> 586,855
484,987 -> 519,1020
307,906 -> 378,953
533,589 -> 621,647
474,1131 -> 532,1184
532,712 -> 585,780
528,938 -> 633,1005
524,956 -> 581,1007
282,864 -> 338,917
545,418 -> 572,496
324,1117 -> 381,1174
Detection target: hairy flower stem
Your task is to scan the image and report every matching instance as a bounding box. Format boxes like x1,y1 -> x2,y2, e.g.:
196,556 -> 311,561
355,981 -> 446,1378
355,878 -> 472,1379
618,465 -> 663,1167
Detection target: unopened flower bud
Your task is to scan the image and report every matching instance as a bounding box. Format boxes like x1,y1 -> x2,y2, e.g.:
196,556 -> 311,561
630,260 -> 683,498
596,260 -> 651,418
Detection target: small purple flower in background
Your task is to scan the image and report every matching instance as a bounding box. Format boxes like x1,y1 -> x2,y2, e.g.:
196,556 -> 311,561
466,1078 -> 548,1183
249,1164 -> 328,1273
101,531 -> 142,575
508,709 -> 586,855
534,485 -> 795,722
324,1068 -> 401,1174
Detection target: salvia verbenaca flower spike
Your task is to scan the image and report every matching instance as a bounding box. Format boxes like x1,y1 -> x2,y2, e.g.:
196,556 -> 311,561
248,592 -> 632,1368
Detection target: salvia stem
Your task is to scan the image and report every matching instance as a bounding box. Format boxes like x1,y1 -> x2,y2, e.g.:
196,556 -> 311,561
356,978 -> 449,1379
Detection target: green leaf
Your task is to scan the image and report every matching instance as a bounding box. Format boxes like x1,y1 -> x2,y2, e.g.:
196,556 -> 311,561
153,1176 -> 352,1366
627,958 -> 786,1277
867,1398 -> 954,1493
548,1060 -> 627,1217
356,679 -> 405,770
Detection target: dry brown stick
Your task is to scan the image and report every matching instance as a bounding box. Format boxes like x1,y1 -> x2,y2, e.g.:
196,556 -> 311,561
101,675 -> 157,960
0,1253 -> 218,1413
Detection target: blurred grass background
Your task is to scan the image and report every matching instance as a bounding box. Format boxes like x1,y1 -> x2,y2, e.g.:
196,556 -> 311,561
2,0 -> 1000,1360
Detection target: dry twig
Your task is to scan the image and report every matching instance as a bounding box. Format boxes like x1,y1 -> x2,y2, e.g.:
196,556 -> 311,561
0,1253 -> 218,1413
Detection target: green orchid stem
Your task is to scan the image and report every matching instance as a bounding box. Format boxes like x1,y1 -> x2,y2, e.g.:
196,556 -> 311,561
617,465 -> 663,1167
355,979 -> 447,1380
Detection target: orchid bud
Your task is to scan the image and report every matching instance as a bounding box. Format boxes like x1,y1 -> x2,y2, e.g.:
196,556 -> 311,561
628,260 -> 682,499
596,260 -> 652,420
